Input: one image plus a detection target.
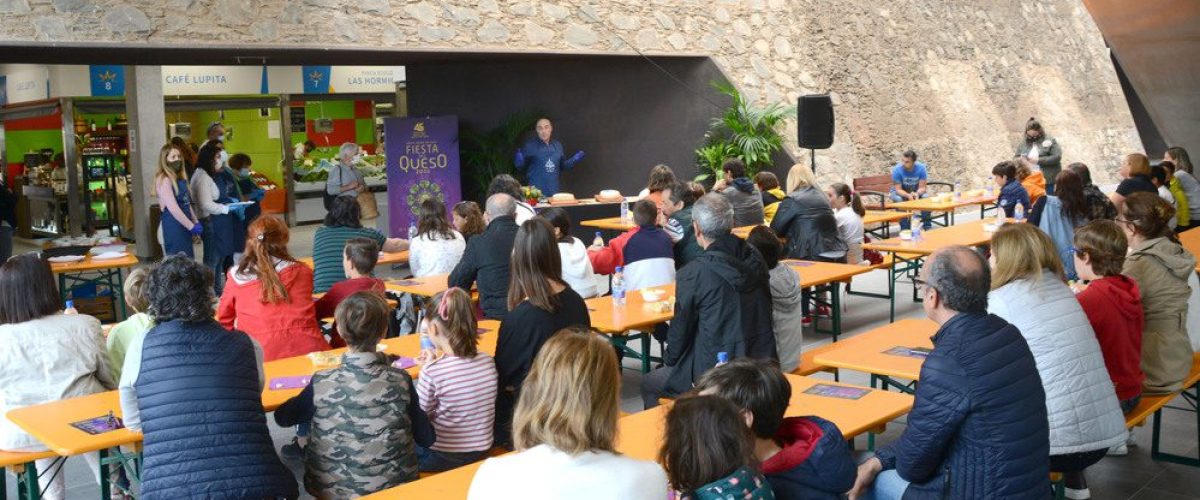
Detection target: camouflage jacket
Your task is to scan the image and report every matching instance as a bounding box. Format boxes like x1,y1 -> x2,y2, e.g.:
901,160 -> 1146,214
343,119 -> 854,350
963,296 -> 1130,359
305,351 -> 422,498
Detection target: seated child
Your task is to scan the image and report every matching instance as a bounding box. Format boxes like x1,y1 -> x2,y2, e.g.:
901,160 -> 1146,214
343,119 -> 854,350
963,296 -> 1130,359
746,227 -> 804,372
1151,164 -> 1177,207
827,183 -> 865,265
1073,220 -> 1145,415
659,395 -> 774,499
275,292 -> 434,497
416,288 -> 499,472
993,160 -> 1031,218
695,358 -> 856,499
587,199 -> 675,291
106,267 -> 153,381
314,237 -> 386,347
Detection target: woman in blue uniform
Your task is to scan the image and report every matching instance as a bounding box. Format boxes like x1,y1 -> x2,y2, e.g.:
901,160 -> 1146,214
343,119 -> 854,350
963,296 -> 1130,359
155,144 -> 200,258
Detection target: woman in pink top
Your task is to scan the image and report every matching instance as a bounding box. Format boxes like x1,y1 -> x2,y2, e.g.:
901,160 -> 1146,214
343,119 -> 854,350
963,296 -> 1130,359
155,143 -> 200,258
416,288 -> 499,472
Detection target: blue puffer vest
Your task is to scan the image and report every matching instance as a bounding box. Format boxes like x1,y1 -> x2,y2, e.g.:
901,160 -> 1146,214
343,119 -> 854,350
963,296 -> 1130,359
135,319 -> 297,499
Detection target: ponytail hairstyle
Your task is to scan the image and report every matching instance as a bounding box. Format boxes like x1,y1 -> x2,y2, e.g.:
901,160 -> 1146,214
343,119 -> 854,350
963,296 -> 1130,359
425,288 -> 479,358
238,216 -> 296,303
1122,192 -> 1178,243
830,182 -> 865,217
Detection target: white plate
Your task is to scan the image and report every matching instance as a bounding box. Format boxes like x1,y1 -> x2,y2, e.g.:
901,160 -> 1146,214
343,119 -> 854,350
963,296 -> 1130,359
92,252 -> 128,260
47,255 -> 85,263
91,245 -> 126,255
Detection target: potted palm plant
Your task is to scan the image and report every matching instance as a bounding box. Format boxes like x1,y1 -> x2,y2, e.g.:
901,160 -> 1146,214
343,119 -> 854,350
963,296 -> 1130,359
695,82 -> 793,185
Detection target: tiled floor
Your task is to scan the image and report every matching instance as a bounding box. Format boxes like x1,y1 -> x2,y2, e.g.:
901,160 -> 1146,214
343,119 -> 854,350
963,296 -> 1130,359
6,214 -> 1199,499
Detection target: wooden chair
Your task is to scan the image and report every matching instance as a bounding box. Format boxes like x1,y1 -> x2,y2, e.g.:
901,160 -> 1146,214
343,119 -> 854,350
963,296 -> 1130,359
853,174 -> 892,210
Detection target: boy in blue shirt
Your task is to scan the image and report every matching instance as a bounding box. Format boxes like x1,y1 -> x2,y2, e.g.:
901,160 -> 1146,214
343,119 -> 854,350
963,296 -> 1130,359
993,160 -> 1031,218
890,150 -> 931,230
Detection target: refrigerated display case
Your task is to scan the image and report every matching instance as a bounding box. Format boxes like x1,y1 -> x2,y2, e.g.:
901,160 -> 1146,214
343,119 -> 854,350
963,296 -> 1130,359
81,152 -> 127,237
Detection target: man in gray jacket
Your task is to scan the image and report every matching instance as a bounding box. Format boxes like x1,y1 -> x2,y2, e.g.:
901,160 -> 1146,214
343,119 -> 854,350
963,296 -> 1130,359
712,159 -> 765,227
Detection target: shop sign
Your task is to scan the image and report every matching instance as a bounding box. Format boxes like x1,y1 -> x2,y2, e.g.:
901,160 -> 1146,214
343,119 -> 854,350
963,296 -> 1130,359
385,115 -> 461,237
5,68 -> 49,104
89,65 -> 125,96
162,65 -> 264,96
302,66 -> 403,94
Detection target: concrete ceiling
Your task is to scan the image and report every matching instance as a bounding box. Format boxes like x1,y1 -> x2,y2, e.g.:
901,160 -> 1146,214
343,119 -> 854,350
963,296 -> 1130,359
1083,0 -> 1200,157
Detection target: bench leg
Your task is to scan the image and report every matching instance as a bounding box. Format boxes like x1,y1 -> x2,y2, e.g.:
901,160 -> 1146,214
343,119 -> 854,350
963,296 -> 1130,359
1150,384 -> 1200,467
19,462 -> 38,500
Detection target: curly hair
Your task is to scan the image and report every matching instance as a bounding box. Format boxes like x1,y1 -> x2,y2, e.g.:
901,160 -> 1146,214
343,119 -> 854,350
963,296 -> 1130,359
488,174 -> 523,200
324,195 -> 363,228
147,255 -> 214,323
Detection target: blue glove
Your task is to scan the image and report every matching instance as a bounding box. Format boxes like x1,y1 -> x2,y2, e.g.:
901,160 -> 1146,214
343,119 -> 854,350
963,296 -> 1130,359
190,223 -> 203,237
566,150 -> 585,166
250,189 -> 266,202
229,204 -> 247,221
514,149 -> 525,168
223,197 -> 240,204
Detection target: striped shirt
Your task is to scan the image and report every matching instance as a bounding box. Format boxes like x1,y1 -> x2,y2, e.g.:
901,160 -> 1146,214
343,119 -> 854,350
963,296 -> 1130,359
417,353 -> 499,453
311,225 -> 387,292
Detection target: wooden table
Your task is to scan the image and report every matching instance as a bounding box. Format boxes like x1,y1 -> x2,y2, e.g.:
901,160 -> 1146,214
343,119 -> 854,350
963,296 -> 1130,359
786,260 -> 876,340
863,219 -> 1005,321
887,195 -> 998,227
49,250 -> 140,320
5,320 -> 500,497
385,274 -> 451,298
579,216 -> 636,232
730,225 -> 765,239
587,284 -> 676,373
1179,227 -> 1200,273
863,210 -> 914,239
297,250 -> 410,269
813,318 -> 939,394
365,374 -> 913,499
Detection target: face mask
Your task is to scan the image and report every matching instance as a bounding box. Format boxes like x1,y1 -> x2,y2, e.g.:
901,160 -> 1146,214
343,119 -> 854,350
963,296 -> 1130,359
217,134 -> 226,142
167,160 -> 183,171
239,168 -> 251,178
217,151 -> 229,166
352,154 -> 363,163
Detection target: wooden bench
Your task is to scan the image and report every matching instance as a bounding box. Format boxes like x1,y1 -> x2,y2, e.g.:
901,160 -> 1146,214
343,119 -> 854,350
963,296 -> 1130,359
792,343 -> 840,378
0,449 -> 58,500
854,174 -> 892,210
1132,353 -> 1200,467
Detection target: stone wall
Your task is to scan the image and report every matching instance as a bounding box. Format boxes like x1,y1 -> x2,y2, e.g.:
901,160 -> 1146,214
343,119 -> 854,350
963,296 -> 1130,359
0,0 -> 1141,185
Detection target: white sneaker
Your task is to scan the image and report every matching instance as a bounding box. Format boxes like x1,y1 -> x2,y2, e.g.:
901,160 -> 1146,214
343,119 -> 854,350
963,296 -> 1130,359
1126,427 -> 1138,447
1064,487 -> 1091,499
1107,443 -> 1128,456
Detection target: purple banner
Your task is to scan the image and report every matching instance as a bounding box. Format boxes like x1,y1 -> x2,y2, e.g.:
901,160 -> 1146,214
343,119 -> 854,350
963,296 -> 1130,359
385,116 -> 462,237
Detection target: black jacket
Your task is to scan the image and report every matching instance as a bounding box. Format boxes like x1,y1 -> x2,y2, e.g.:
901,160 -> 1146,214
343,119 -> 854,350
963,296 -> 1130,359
770,186 -> 847,261
0,182 -> 16,228
875,313 -> 1050,499
663,234 -> 776,396
449,215 -> 519,319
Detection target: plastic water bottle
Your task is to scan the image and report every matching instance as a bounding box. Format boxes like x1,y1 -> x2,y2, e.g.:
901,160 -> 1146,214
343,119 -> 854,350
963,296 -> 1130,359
1014,203 -> 1025,222
592,231 -> 604,247
910,215 -> 922,240
420,334 -> 435,352
953,181 -> 962,200
408,222 -> 418,240
64,300 -> 78,315
715,352 -> 730,367
986,183 -> 995,197
620,199 -> 630,222
612,266 -> 626,306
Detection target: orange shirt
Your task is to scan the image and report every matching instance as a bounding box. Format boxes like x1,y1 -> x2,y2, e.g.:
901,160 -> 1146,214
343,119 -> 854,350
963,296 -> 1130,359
1022,171 -> 1046,207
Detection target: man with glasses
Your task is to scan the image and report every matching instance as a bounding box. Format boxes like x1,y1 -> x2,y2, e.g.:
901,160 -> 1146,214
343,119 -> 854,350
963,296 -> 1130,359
849,246 -> 1051,500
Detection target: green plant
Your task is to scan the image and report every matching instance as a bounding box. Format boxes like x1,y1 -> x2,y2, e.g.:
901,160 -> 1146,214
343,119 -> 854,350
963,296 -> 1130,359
694,81 -> 794,182
460,111 -> 543,202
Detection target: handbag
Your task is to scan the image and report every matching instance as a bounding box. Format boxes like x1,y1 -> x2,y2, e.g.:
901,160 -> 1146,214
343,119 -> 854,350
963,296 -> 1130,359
357,189 -> 379,220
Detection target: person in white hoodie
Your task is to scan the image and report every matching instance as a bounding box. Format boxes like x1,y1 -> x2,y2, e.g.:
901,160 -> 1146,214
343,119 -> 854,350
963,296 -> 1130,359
987,223 -> 1126,499
542,207 -> 601,298
408,198 -> 466,277
745,226 -> 804,372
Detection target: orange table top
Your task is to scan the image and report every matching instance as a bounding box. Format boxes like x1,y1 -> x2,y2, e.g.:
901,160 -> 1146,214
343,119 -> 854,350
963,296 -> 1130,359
586,283 -> 676,333
1179,227 -> 1200,272
385,274 -> 451,298
49,252 -> 139,274
886,195 -> 997,212
579,217 -> 635,231
367,374 -> 912,499
298,250 -> 409,269
6,320 -> 501,457
862,219 -> 1004,256
812,318 -> 939,381
863,210 -> 913,226
729,225 -> 764,239
785,260 -> 875,288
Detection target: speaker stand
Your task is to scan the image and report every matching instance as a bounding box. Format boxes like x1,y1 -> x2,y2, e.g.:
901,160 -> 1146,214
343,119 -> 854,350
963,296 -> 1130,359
810,149 -> 817,174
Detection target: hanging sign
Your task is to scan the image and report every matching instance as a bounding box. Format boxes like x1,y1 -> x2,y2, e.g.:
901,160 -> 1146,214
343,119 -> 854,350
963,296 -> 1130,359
385,116 -> 462,237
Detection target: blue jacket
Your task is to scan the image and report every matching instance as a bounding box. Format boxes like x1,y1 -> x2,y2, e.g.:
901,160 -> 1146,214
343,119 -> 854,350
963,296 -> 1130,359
516,138 -> 577,195
762,416 -> 855,500
875,313 -> 1050,500
997,180 -> 1030,218
1038,196 -> 1082,280
135,319 -> 297,500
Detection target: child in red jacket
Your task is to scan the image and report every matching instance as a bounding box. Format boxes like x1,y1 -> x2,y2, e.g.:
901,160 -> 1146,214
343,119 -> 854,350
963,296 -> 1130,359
1073,220 -> 1145,415
694,358 -> 856,499
314,237 -> 386,348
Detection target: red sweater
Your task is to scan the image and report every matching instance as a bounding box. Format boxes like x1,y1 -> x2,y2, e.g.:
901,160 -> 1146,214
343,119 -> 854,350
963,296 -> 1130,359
314,276 -> 386,348
1076,274 -> 1145,401
588,227 -> 639,275
218,262 -> 330,361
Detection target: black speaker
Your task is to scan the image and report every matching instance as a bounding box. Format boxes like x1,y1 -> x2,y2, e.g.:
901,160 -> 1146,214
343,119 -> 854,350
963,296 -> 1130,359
797,94 -> 834,149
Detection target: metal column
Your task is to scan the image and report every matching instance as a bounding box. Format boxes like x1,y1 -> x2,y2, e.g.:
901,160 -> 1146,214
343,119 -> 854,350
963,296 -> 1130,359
125,66 -> 167,259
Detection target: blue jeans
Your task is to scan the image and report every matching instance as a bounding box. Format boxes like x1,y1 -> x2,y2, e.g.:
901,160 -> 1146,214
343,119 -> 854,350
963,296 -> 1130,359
891,192 -> 931,230
866,469 -> 910,500
417,446 -> 488,473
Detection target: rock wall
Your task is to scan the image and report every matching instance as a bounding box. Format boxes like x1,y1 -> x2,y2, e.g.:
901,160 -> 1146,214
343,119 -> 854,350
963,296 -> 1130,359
0,0 -> 1141,185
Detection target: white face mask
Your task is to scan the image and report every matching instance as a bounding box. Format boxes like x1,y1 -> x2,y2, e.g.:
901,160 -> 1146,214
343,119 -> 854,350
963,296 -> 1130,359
239,168 -> 251,178
217,134 -> 226,142
217,151 -> 229,167
352,154 -> 363,163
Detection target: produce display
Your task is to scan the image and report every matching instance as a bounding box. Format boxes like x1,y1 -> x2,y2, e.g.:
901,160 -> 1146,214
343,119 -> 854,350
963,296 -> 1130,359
294,154 -> 387,183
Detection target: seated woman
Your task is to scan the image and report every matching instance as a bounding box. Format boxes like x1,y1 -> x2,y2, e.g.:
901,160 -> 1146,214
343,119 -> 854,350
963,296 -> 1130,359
987,223 -> 1127,496
408,198 -> 466,277
119,255 -> 296,499
769,163 -> 847,322
468,328 -> 666,499
0,254 -> 115,500
542,207 -> 602,299
218,216 -> 330,361
453,200 -> 486,242
639,164 -> 677,207
494,219 -> 591,446
1118,193 -> 1196,394
312,196 -> 408,292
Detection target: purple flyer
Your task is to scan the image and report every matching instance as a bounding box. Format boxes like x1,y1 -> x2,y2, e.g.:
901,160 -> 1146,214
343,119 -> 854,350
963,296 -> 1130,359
787,261 -> 815,267
71,414 -> 124,435
393,357 -> 417,370
883,346 -> 932,359
269,375 -> 311,390
803,384 -> 871,400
